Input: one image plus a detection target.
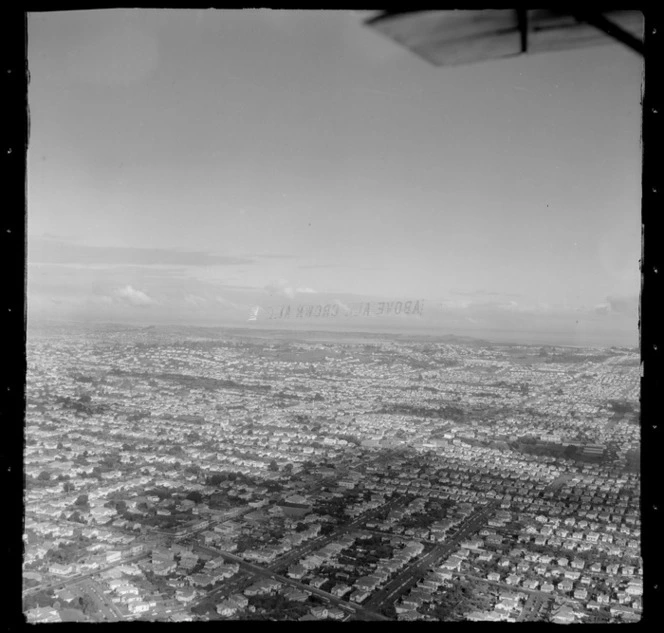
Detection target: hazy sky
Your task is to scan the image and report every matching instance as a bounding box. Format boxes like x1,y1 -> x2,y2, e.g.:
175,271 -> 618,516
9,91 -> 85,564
27,10 -> 643,345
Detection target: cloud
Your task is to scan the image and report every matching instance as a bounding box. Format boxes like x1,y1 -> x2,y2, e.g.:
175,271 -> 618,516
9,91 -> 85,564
440,297 -> 554,315
181,293 -> 246,311
250,253 -> 299,259
451,290 -> 522,298
264,279 -> 316,299
606,295 -> 639,315
28,239 -> 253,267
113,285 -> 155,307
494,300 -> 533,313
440,298 -> 471,310
184,294 -> 207,308
264,279 -> 295,299
215,296 -> 242,310
334,299 -> 351,313
592,295 -> 638,316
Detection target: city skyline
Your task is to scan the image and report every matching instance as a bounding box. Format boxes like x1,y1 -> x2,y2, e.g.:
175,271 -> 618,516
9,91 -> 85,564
27,10 -> 643,346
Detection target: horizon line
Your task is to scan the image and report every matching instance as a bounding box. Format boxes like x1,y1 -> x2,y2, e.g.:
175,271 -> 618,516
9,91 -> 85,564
26,317 -> 639,350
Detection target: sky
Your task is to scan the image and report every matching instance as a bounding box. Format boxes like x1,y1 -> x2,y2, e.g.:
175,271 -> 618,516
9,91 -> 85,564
27,10 -> 643,346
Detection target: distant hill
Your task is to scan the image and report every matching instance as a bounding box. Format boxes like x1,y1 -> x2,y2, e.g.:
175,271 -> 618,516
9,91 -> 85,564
26,320 -> 631,351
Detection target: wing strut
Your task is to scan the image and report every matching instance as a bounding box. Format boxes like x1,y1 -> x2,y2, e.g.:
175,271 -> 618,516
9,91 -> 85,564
573,11 -> 644,56
517,9 -> 528,53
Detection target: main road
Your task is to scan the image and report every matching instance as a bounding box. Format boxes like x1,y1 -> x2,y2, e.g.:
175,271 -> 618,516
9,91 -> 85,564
267,496 -> 403,574
24,513 -> 226,598
360,474 -> 579,616
516,592 -> 550,622
192,542 -> 389,621
77,577 -> 125,621
23,551 -> 151,597
361,500 -> 501,614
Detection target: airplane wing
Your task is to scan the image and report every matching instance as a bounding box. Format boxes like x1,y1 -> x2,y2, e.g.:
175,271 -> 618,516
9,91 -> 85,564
365,10 -> 644,67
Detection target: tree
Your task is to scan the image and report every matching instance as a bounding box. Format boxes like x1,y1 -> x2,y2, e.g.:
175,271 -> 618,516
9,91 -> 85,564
564,445 -> 577,458
70,511 -> 85,524
207,473 -> 226,486
24,590 -> 57,611
78,594 -> 96,615
186,491 -> 203,504
75,494 -> 89,507
37,471 -> 50,481
102,453 -> 120,467
63,482 -> 76,493
268,459 -> 279,472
